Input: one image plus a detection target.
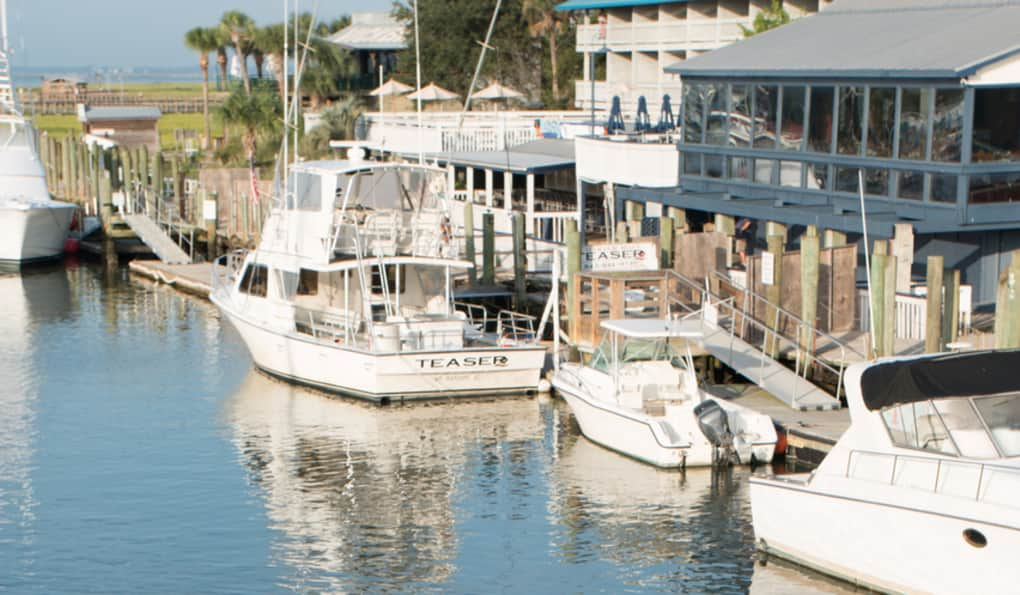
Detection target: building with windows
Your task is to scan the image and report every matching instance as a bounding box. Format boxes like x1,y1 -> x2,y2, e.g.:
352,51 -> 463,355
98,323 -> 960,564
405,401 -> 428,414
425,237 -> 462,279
327,12 -> 406,85
557,0 -> 832,114
613,0 -> 1020,303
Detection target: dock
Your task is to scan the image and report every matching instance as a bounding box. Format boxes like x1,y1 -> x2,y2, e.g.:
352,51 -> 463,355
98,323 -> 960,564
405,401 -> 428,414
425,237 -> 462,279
128,260 -> 216,298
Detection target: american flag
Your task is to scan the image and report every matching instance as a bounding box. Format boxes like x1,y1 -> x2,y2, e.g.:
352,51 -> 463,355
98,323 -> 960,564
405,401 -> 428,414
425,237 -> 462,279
249,154 -> 260,205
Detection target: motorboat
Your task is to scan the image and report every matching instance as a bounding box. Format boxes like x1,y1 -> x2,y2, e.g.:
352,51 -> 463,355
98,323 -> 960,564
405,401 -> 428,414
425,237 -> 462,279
211,158 -> 546,402
551,318 -> 778,468
750,350 -> 1020,594
0,8 -> 75,262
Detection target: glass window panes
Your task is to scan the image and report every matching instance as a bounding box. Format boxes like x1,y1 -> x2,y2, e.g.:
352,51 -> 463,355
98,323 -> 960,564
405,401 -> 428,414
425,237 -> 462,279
932,400 -> 999,459
730,85 -> 752,148
294,172 -> 323,211
899,171 -> 924,200
805,162 -> 827,190
705,84 -> 728,146
683,153 -> 702,175
835,166 -> 859,193
933,89 -> 964,162
881,401 -> 959,455
754,159 -> 776,184
867,87 -> 896,158
753,85 -> 779,149
239,264 -> 268,297
972,87 -> 1020,162
837,86 -> 864,156
931,174 -> 958,203
972,394 -> 1020,457
779,161 -> 803,187
779,86 -> 806,151
807,86 -> 834,153
898,87 -> 931,160
705,154 -> 725,179
683,83 -> 706,144
865,169 -> 889,196
729,156 -> 753,181
969,172 -> 1020,204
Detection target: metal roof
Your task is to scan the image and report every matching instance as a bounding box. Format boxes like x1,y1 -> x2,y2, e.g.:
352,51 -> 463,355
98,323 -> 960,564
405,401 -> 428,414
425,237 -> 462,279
666,0 -> 1020,81
77,106 -> 161,122
327,12 -> 406,51
422,139 -> 576,174
556,0 -> 688,11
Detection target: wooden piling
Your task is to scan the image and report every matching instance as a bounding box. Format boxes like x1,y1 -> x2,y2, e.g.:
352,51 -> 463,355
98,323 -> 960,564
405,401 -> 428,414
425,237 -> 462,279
482,212 -> 495,286
800,229 -> 820,356
512,212 -> 526,308
893,223 -> 914,293
660,216 -> 674,269
615,221 -> 630,242
870,250 -> 887,358
924,255 -> 944,353
995,251 -> 1020,348
943,268 -> 960,348
60,136 -> 71,199
205,190 -> 218,261
625,199 -> 644,222
565,219 -> 580,341
464,201 -> 477,285
765,233 -> 784,358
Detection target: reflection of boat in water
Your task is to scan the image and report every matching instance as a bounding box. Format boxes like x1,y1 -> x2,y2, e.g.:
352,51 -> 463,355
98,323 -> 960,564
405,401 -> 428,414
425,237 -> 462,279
751,352 -> 1020,594
225,371 -> 542,589
552,319 -> 777,468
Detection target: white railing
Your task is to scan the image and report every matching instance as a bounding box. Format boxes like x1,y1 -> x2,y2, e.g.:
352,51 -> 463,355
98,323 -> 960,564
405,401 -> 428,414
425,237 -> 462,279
531,211 -> 579,244
574,136 -> 680,187
846,449 -> 1020,508
576,18 -> 750,51
857,286 -> 973,341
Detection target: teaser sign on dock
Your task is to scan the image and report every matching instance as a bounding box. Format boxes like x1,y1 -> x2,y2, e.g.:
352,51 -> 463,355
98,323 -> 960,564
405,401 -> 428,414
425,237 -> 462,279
582,242 -> 659,272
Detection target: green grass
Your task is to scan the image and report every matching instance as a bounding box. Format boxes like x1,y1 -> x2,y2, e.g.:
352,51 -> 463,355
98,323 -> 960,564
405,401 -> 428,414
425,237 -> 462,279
32,111 -> 226,152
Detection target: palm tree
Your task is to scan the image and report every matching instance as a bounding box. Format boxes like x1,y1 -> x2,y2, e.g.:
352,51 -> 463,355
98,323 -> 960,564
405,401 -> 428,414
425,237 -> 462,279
523,0 -> 566,105
220,10 -> 256,94
214,28 -> 230,91
217,84 -> 282,170
300,95 -> 363,158
184,26 -> 221,148
255,24 -> 286,102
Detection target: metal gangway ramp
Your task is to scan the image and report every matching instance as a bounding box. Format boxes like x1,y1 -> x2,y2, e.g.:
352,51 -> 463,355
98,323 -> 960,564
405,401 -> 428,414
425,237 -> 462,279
667,270 -> 856,411
122,213 -> 192,265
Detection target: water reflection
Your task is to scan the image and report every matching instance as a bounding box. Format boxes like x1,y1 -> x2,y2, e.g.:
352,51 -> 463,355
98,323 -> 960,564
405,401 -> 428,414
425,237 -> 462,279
225,371 -> 542,592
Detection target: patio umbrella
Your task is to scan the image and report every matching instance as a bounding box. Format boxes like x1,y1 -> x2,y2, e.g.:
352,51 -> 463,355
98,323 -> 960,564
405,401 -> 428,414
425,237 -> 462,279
635,95 -> 650,132
470,82 -> 524,101
369,78 -> 413,97
406,82 -> 460,102
657,94 -> 675,132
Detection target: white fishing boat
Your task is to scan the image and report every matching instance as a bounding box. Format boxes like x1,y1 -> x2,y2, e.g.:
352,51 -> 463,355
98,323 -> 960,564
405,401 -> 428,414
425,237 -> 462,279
211,157 -> 546,402
551,319 -> 777,468
751,350 -> 1020,594
0,1 -> 74,263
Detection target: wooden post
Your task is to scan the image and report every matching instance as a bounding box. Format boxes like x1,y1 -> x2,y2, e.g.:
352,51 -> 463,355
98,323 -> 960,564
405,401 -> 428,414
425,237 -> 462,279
615,220 -> 630,242
153,152 -> 164,202
512,212 -> 527,308
995,251 -> 1020,348
893,223 -> 914,293
883,251 -> 897,357
800,229 -> 820,358
68,138 -> 79,203
924,255 -> 944,354
714,213 -> 735,236
205,190 -> 218,261
667,206 -> 687,232
140,145 -> 150,190
60,136 -> 71,199
99,172 -> 113,233
660,216 -> 674,269
566,219 -> 580,341
765,233 -> 784,358
943,268 -> 960,348
765,221 -> 787,244
626,199 -> 644,222
870,250 -> 887,358
464,201 -> 477,285
482,212 -> 495,285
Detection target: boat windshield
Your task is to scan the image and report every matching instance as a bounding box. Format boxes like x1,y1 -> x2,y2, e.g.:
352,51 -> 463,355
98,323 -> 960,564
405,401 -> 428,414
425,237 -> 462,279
881,392 -> 1020,459
337,167 -> 445,213
589,336 -> 682,374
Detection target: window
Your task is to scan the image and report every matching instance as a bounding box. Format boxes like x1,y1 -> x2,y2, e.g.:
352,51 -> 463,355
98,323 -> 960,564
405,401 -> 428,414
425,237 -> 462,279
705,83 -> 728,147
294,172 -> 322,211
298,269 -> 318,295
864,168 -> 889,196
835,166 -> 859,193
898,87 -> 931,160
779,161 -> 803,188
753,85 -> 779,149
969,172 -> 1020,204
683,153 -> 702,176
972,394 -> 1020,457
807,86 -> 834,153
837,86 -> 864,156
730,84 -> 752,148
370,264 -> 405,296
882,401 -> 959,455
238,264 -> 268,297
932,400 -> 999,459
931,174 -> 957,203
972,88 -> 1020,162
932,89 -> 964,162
779,86 -> 806,151
682,83 -> 706,144
867,87 -> 895,158
729,156 -> 752,181
898,171 -> 924,201
754,159 -> 776,185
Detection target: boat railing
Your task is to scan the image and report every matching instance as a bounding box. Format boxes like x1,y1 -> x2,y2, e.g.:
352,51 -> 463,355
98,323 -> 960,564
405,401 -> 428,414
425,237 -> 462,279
210,250 -> 248,297
328,211 -> 460,260
666,270 -> 848,404
454,301 -> 490,336
846,448 -> 1020,508
496,309 -> 538,345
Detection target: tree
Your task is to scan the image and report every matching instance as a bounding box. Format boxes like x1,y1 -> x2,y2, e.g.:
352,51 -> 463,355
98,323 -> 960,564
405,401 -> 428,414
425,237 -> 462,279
220,10 -> 256,94
300,95 -> 363,158
215,28 -> 230,91
217,83 -> 283,168
742,0 -> 790,37
522,0 -> 565,104
184,26 -> 221,148
255,24 -> 287,101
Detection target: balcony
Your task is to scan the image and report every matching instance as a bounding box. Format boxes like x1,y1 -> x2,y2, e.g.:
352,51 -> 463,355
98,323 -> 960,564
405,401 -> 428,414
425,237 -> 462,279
576,18 -> 750,53
575,136 -> 679,188
574,80 -> 683,114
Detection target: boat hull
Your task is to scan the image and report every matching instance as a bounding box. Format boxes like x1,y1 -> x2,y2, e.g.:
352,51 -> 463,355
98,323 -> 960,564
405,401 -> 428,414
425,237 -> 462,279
750,476 -> 1020,594
219,302 -> 546,402
0,202 -> 75,262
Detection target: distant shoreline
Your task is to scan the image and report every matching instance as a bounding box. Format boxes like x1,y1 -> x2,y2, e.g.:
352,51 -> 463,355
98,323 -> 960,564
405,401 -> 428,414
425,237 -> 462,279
13,66 -> 201,88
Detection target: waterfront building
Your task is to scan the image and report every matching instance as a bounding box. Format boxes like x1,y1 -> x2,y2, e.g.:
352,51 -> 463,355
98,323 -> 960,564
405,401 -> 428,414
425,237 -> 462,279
593,0 -> 1020,304
327,12 -> 406,88
76,105 -> 162,151
557,0 -> 832,114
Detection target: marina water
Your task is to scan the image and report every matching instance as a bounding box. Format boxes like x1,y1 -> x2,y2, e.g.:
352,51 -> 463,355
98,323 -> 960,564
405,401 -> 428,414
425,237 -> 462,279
0,262 -> 851,593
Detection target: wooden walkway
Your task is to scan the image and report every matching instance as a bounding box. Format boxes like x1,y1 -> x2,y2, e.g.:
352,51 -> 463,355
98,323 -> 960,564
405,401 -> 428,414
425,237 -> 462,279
129,260 -> 216,298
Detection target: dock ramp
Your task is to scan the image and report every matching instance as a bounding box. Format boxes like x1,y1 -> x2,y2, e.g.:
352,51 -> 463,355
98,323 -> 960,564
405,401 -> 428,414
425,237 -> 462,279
122,214 -> 192,265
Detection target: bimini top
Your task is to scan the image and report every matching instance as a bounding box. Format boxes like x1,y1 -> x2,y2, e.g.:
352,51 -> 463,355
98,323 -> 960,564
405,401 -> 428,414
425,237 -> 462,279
601,318 -> 702,339
860,350 -> 1020,411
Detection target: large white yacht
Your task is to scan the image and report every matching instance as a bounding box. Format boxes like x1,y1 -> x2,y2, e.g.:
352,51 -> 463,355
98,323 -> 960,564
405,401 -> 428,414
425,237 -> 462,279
751,350 -> 1020,594
211,158 -> 546,402
0,6 -> 75,263
552,319 -> 777,468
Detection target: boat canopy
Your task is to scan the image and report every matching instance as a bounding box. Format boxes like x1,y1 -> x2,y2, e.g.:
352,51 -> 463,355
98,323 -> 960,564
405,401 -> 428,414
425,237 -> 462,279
600,318 -> 703,339
860,350 -> 1020,411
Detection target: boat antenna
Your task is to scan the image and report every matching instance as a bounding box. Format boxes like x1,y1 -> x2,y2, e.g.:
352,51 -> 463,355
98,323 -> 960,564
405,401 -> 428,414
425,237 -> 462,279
458,0 -> 503,127
859,168 -> 877,358
281,0 -> 288,202
413,0 -> 424,164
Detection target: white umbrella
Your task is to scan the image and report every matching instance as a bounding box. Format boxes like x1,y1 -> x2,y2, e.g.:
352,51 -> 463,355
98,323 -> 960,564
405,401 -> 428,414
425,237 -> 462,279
470,82 -> 524,101
406,82 -> 460,102
369,78 -> 413,97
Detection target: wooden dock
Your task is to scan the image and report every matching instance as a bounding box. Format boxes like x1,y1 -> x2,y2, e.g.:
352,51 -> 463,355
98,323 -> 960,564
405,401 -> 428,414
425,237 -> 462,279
128,260 -> 216,298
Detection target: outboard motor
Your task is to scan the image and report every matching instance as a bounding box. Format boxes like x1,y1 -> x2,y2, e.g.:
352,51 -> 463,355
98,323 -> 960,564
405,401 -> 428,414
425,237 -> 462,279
694,399 -> 738,466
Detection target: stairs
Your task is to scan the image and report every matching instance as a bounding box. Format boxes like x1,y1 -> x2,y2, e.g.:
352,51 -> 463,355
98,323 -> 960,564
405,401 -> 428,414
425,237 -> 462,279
122,214 -> 191,265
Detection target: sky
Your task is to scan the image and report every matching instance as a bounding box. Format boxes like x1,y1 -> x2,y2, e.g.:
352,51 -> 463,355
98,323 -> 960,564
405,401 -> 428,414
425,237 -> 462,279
10,0 -> 392,70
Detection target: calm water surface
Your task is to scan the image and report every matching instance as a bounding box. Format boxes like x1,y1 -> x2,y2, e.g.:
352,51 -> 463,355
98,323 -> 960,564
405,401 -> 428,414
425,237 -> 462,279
0,263 -> 855,593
